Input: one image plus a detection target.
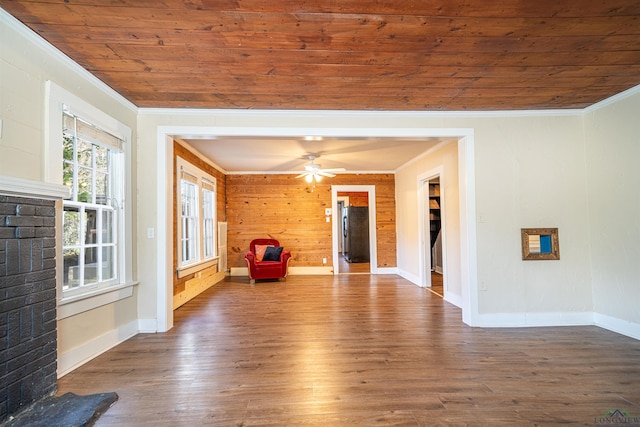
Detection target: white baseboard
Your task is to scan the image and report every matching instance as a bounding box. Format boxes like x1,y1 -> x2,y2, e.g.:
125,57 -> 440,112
444,292 -> 462,308
594,313 -> 640,340
476,311 -> 594,328
232,266 -> 401,277
397,269 -> 421,286
230,266 -> 372,276
375,267 -> 398,275
229,267 -> 247,276
288,266 -> 334,275
138,318 -> 158,333
57,319 -> 138,378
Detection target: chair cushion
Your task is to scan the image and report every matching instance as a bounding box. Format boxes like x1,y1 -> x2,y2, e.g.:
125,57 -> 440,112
262,246 -> 283,261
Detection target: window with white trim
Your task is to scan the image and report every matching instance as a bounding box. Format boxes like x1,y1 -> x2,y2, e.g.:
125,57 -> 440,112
202,179 -> 216,259
176,156 -> 217,277
47,81 -> 133,317
62,111 -> 125,295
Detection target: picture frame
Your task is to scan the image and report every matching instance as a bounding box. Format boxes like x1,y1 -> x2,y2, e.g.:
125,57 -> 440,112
521,228 -> 559,260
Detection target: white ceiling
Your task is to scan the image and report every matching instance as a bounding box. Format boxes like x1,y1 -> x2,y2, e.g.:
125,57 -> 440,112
181,135 -> 454,174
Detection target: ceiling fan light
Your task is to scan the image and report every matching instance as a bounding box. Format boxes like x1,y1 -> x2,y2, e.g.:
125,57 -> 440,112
305,174 -> 313,183
314,174 -> 322,182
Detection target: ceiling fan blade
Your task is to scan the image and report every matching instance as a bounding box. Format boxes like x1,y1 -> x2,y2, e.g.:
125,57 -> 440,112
320,168 -> 346,172
317,171 -> 336,178
295,172 -> 309,179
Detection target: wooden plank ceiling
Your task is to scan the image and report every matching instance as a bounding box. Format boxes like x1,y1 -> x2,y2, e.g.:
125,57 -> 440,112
2,0 -> 640,111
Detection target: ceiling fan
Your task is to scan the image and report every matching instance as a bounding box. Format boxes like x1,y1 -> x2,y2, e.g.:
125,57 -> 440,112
296,155 -> 345,183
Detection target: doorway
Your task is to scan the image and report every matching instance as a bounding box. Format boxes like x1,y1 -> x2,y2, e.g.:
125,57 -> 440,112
331,185 -> 377,275
427,177 -> 444,297
418,167 -> 446,297
337,192 -> 370,274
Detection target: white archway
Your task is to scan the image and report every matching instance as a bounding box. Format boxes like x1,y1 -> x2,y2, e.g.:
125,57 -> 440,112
155,125 -> 478,331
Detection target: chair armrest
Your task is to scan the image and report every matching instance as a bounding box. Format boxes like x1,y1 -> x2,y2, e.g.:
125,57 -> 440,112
244,251 -> 256,262
280,250 -> 292,263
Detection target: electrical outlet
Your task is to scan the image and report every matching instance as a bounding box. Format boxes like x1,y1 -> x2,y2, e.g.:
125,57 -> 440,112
480,281 -> 487,291
147,227 -> 155,238
322,257 -> 327,264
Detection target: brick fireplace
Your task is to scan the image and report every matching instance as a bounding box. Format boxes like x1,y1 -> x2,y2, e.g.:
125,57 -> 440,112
0,179 -> 67,423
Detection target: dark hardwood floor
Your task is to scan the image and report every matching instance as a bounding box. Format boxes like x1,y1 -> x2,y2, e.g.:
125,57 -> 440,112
58,275 -> 640,426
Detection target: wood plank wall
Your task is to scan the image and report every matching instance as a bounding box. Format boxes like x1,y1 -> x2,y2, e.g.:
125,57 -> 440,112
226,174 -> 396,269
338,191 -> 369,206
173,141 -> 227,306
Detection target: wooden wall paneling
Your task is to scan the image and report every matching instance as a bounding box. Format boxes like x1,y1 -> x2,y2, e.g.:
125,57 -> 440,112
226,173 -> 396,270
172,141 -> 227,307
338,191 -> 369,207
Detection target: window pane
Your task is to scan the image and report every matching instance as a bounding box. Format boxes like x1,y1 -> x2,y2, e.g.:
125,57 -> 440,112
63,136 -> 74,161
202,188 -> 215,258
181,179 -> 198,263
182,217 -> 197,263
96,172 -> 109,205
84,248 -> 98,284
63,248 -> 80,290
77,139 -> 93,166
204,219 -> 213,257
63,162 -> 74,192
63,207 -> 81,246
77,167 -> 93,203
95,145 -> 109,171
102,246 -> 115,281
102,210 -> 114,243
84,210 -> 98,245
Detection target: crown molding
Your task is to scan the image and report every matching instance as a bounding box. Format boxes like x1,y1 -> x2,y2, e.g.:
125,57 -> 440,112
583,84 -> 640,114
174,139 -> 227,174
224,170 -> 394,175
139,106 -> 585,118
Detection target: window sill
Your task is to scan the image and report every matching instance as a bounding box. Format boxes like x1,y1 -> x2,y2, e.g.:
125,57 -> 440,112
177,258 -> 218,279
58,281 -> 138,320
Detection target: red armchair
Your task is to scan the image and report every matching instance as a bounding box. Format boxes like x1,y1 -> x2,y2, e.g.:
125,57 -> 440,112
244,238 -> 291,284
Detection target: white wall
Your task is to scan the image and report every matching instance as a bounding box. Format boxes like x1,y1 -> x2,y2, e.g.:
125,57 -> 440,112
393,113 -> 595,326
584,89 -> 640,337
471,115 -> 593,321
395,141 -> 461,304
0,10 -> 140,373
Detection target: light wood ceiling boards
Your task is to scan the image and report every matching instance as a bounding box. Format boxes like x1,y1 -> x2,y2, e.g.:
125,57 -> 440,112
2,0 -> 640,110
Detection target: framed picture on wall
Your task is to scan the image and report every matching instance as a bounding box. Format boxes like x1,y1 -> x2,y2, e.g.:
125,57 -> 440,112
521,228 -> 559,260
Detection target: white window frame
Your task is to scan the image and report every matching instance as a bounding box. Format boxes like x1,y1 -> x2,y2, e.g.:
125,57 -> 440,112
62,112 -> 122,294
201,180 -> 216,259
46,81 -> 135,318
176,156 -> 217,278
